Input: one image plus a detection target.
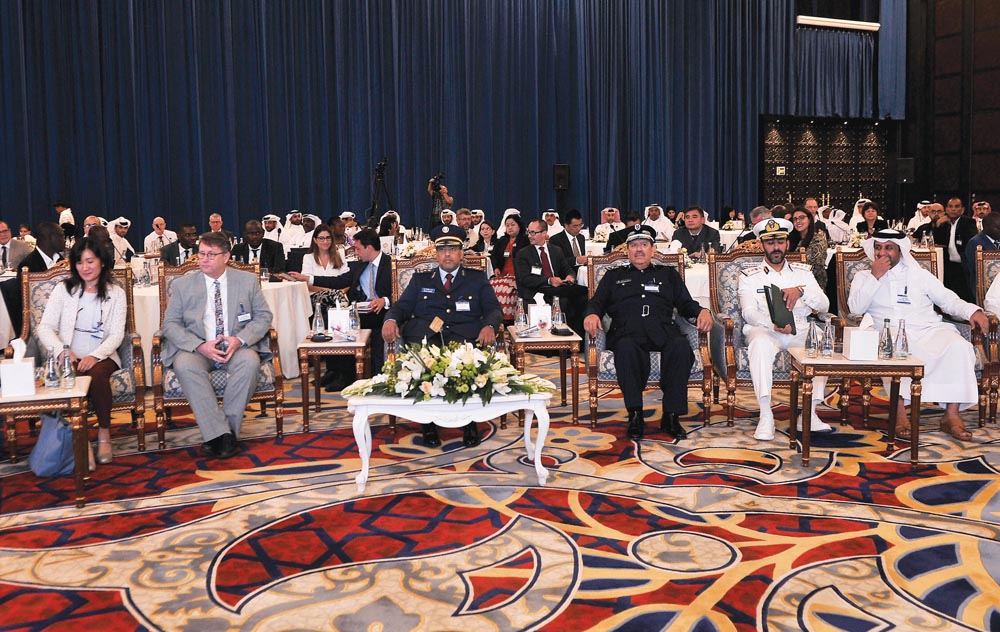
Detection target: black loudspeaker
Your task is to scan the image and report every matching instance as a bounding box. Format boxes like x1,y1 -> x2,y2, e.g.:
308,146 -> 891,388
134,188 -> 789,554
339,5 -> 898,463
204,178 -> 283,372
553,164 -> 570,191
896,158 -> 914,183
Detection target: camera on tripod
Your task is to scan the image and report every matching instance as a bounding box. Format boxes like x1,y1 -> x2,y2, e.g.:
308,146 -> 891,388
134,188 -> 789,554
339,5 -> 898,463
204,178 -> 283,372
376,157 -> 388,174
430,171 -> 446,192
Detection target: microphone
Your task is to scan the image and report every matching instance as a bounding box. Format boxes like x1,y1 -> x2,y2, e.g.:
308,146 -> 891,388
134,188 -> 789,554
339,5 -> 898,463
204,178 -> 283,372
726,224 -> 751,253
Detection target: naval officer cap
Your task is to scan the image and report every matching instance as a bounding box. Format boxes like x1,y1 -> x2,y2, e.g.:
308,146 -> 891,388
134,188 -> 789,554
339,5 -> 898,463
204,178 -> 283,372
753,218 -> 793,241
431,224 -> 466,247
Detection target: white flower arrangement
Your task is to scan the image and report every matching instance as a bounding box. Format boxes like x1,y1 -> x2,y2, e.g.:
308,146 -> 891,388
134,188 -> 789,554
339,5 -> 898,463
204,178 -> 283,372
398,241 -> 418,258
342,340 -> 556,404
592,226 -> 610,243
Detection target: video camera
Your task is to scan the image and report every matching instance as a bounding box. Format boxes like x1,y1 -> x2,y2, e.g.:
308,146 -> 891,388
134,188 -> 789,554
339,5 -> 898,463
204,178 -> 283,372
430,171 -> 445,193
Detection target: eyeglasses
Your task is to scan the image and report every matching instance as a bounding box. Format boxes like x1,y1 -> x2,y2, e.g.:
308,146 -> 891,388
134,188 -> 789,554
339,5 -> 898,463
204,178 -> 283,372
198,251 -> 226,260
792,215 -> 809,222
314,236 -> 332,241
526,230 -> 544,235
84,223 -> 99,228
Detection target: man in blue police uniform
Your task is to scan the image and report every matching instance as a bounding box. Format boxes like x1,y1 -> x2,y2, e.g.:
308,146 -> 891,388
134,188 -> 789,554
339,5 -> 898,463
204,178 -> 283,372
584,225 -> 713,440
383,224 -> 503,447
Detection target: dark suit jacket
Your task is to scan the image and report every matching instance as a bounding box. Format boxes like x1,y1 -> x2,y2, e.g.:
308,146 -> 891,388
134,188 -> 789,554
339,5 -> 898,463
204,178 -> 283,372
858,218 -> 890,237
385,266 -> 502,345
513,243 -> 575,299
159,241 -> 196,265
232,238 -> 286,273
491,233 -> 530,274
549,231 -> 585,264
933,216 -> 978,264
965,232 -> 999,293
312,254 -> 391,367
604,225 -> 635,253
673,225 -> 721,254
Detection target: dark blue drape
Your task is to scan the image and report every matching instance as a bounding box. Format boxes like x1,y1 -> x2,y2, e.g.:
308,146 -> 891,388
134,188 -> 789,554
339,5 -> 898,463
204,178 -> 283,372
792,27 -> 875,118
0,0 -> 898,232
878,0 -> 906,119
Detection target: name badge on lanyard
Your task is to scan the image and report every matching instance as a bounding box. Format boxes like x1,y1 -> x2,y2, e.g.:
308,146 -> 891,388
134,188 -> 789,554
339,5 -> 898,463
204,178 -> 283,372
643,284 -> 659,292
237,303 -> 252,323
896,286 -> 910,305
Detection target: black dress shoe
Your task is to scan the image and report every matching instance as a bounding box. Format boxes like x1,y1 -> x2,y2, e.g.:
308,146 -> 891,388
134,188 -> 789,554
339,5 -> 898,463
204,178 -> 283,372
626,409 -> 645,440
422,424 -> 441,448
217,433 -> 240,459
201,441 -> 219,457
320,370 -> 336,386
324,378 -> 346,392
462,422 -> 481,447
660,411 -> 687,439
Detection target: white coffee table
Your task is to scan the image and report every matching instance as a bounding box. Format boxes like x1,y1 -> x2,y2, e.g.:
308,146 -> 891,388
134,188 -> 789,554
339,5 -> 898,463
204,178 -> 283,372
346,392 -> 553,493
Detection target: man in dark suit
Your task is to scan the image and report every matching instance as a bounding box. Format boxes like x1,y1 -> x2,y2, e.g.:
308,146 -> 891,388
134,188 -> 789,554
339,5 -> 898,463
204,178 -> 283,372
231,220 -> 286,273
515,219 -> 588,335
549,209 -> 588,273
604,212 -> 642,252
161,232 -> 273,459
383,224 -> 502,447
5,221 -> 65,336
933,197 -> 979,302
966,211 -> 1000,293
672,206 -> 721,261
160,223 -> 199,265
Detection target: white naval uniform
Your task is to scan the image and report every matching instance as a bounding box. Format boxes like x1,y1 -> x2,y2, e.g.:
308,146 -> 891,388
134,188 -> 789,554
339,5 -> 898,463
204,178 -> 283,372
738,259 -> 830,401
849,260 -> 980,409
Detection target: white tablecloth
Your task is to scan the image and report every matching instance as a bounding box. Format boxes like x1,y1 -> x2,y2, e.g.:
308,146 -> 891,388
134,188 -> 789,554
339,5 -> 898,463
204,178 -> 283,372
133,280 -> 312,382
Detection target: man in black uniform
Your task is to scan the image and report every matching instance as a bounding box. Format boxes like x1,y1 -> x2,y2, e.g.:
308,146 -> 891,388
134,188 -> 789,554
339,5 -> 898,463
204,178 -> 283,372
383,224 -> 503,447
584,225 -> 712,440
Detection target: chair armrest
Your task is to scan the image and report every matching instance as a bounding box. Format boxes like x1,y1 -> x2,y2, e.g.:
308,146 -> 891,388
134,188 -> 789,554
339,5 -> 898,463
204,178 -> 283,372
151,330 -> 164,398
267,328 -> 283,389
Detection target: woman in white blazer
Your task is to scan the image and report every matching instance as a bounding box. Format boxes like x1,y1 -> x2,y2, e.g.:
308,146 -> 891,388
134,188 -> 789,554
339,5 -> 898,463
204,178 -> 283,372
38,237 -> 126,465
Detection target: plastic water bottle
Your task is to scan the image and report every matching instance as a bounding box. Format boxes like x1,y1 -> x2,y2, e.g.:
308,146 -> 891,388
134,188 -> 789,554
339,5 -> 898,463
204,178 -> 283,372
821,320 -> 834,357
805,321 -> 819,358
879,318 -> 894,360
894,319 -> 909,359
349,303 -> 360,331
44,347 -> 60,388
514,300 -> 528,328
60,344 -> 75,389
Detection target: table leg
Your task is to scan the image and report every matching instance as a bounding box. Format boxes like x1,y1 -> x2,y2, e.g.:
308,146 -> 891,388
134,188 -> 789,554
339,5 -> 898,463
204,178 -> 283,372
788,368 -> 800,452
313,357 -> 321,413
840,377 -> 850,425
886,377 -> 901,453
353,408 -> 373,493
571,347 -> 579,426
70,403 -> 87,508
909,377 -> 922,471
355,348 -> 365,381
559,350 -> 567,406
801,377 -> 813,467
299,351 -> 310,433
523,405 -> 549,486
516,345 -> 526,428
5,415 -> 17,463
862,377 -> 872,428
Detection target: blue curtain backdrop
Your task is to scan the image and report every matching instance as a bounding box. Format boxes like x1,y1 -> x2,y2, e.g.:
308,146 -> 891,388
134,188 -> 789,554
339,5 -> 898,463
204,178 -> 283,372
793,27 -> 876,118
0,0 -> 899,232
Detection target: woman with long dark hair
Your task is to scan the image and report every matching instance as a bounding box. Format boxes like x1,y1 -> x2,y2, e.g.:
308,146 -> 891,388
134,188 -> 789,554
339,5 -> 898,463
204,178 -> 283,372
490,214 -> 529,322
473,220 -> 497,255
788,208 -> 829,288
37,237 -> 126,465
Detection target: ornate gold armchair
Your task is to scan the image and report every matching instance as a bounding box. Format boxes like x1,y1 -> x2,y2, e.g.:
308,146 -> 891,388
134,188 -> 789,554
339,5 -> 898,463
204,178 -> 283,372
586,250 -> 713,426
150,259 -> 283,449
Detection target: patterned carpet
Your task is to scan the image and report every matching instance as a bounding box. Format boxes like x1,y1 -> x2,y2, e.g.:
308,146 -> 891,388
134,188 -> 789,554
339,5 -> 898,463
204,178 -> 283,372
1,356 -> 1000,631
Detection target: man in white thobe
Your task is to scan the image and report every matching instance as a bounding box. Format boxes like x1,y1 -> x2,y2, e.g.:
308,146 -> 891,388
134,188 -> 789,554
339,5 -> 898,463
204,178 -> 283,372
279,211 -> 307,254
642,204 -> 676,242
906,200 -> 933,232
849,229 -> 987,441
738,218 -> 832,441
262,214 -> 283,242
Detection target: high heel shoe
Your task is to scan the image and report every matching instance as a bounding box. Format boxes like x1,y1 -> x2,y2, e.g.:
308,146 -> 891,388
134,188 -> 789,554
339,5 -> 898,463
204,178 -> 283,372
97,439 -> 113,464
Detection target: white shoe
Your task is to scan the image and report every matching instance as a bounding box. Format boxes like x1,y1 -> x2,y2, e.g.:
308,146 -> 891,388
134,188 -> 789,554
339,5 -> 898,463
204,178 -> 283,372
754,408 -> 775,441
797,409 -> 832,432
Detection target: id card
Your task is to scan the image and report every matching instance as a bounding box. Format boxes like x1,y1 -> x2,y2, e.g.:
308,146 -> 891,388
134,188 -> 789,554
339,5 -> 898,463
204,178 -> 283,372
456,301 -> 471,312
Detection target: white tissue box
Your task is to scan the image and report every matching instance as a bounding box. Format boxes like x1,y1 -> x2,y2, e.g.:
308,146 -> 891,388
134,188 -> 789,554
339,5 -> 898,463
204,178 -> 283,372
327,308 -> 352,333
843,327 -> 878,361
1,358 -> 36,398
527,304 -> 552,328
